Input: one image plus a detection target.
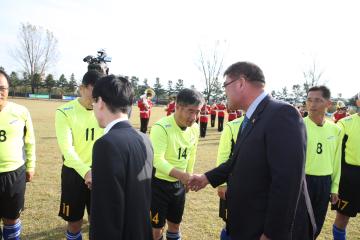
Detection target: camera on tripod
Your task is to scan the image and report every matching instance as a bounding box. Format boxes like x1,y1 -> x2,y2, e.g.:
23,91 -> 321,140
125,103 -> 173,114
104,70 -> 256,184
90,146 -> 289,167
83,49 -> 112,75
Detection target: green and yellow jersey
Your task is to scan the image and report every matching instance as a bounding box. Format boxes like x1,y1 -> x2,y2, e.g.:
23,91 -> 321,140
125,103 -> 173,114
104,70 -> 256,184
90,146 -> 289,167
338,114 -> 360,166
304,116 -> 342,193
55,98 -> 103,178
0,101 -> 36,173
216,117 -> 243,186
216,117 -> 243,166
150,115 -> 199,182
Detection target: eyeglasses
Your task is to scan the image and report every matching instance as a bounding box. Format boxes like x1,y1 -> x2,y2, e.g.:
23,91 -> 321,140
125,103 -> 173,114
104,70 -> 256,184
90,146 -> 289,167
222,79 -> 239,88
0,87 -> 9,92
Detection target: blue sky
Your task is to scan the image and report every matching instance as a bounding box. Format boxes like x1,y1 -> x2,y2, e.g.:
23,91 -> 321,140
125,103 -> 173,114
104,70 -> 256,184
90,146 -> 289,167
0,0 -> 359,98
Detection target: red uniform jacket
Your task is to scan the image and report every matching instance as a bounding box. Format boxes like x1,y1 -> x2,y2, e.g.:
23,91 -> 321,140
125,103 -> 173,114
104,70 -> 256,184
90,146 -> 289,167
333,111 -> 349,123
200,105 -> 210,123
228,110 -> 237,121
166,101 -> 176,116
216,104 -> 226,117
138,99 -> 152,119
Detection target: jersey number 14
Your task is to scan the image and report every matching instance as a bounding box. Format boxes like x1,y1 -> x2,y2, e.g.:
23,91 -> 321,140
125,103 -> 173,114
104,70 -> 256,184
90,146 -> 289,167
178,147 -> 188,160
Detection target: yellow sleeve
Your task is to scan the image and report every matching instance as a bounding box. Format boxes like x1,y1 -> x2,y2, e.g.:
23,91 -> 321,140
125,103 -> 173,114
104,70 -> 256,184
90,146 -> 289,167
216,124 -> 234,186
24,109 -> 36,171
331,127 -> 342,193
150,124 -> 174,176
216,124 -> 234,166
186,127 -> 199,174
55,110 -> 90,178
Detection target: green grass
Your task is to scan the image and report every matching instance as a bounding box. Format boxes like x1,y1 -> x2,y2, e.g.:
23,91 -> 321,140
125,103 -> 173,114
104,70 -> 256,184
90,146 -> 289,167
8,98 -> 360,239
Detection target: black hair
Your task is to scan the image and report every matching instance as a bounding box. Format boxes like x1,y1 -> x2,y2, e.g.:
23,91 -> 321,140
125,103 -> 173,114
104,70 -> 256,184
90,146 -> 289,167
82,70 -> 104,86
308,86 -> 331,99
223,61 -> 265,83
176,88 -> 204,106
0,69 -> 10,86
92,74 -> 134,114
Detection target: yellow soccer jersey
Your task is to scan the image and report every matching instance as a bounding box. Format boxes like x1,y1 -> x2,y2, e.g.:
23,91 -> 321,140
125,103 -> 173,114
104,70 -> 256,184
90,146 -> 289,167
216,117 -> 243,187
304,117 -> 342,193
55,98 -> 103,178
0,101 -> 36,173
150,115 -> 199,182
216,117 -> 243,167
338,114 -> 360,166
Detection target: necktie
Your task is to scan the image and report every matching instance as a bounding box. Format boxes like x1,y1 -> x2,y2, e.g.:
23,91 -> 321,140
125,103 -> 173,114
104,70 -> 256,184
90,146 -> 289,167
241,116 -> 250,133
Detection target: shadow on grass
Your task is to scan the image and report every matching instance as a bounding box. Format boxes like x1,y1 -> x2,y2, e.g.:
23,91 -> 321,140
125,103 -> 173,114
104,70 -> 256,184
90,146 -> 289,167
22,225 -> 89,240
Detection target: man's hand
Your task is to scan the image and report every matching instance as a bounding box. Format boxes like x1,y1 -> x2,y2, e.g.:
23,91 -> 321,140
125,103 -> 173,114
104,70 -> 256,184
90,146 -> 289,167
217,185 -> 227,200
260,233 -> 270,240
169,168 -> 191,185
179,172 -> 191,185
84,170 -> 92,190
188,174 -> 209,192
331,193 -> 339,204
26,171 -> 35,182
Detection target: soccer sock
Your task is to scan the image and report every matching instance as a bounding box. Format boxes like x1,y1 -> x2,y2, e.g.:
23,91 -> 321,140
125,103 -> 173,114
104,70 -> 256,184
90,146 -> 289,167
2,220 -> 21,240
220,227 -> 231,240
333,225 -> 346,240
166,230 -> 181,240
66,230 -> 82,240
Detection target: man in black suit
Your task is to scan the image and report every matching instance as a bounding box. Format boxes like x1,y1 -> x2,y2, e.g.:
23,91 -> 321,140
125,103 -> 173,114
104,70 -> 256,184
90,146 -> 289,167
90,75 -> 153,240
189,62 -> 316,240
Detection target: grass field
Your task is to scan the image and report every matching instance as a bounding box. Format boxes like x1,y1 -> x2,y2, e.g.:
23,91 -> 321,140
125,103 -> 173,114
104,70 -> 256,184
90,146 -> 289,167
8,98 -> 360,239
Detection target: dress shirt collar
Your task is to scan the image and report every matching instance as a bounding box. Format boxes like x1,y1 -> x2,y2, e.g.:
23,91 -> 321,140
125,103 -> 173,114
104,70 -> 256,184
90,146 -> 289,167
104,117 -> 128,134
246,91 -> 268,119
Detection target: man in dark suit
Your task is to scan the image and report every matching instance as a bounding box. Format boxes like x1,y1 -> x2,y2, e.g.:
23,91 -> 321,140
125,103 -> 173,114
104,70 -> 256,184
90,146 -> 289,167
90,75 -> 153,240
188,62 -> 316,240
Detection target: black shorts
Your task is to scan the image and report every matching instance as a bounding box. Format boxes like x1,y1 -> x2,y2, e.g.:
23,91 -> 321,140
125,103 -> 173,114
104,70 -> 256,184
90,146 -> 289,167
219,198 -> 227,222
0,165 -> 26,219
59,165 -> 91,222
150,177 -> 185,228
331,162 -> 360,217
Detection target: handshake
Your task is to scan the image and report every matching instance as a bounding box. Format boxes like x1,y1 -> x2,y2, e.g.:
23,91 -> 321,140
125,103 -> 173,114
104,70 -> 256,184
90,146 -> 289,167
176,171 -> 210,192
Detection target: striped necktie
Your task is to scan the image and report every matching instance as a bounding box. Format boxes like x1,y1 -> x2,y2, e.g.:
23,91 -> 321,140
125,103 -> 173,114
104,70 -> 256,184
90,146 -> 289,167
241,116 -> 250,133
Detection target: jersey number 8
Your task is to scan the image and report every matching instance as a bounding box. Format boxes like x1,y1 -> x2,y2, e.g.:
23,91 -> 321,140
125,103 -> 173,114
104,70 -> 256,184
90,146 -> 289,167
0,130 -> 6,142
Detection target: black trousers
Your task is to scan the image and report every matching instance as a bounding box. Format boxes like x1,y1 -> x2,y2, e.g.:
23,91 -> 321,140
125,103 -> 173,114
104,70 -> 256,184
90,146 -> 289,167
218,117 -> 224,132
200,122 -> 208,137
140,118 -> 149,133
306,175 -> 331,238
211,114 -> 216,127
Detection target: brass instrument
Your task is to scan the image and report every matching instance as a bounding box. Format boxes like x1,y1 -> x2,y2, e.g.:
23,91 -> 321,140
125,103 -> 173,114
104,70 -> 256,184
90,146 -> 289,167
144,88 -> 155,99
140,88 -> 155,109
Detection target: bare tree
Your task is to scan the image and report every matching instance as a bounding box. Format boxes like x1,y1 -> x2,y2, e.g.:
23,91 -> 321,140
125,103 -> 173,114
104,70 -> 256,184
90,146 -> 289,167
12,23 -> 58,93
197,40 -> 227,102
302,59 -> 325,94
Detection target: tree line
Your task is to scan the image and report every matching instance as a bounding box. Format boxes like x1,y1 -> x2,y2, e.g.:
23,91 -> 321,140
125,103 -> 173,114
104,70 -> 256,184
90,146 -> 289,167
8,22 -> 354,105
0,66 -> 77,98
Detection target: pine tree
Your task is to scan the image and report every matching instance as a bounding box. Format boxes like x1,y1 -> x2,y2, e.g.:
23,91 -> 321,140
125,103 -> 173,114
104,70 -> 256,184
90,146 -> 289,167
153,77 -> 165,103
167,80 -> 174,97
57,74 -> 68,95
67,73 -> 77,93
175,79 -> 184,93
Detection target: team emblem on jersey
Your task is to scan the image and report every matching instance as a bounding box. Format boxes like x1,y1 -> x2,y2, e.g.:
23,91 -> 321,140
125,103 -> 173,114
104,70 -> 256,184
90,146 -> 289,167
327,136 -> 336,141
9,119 -> 18,124
63,106 -> 74,111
